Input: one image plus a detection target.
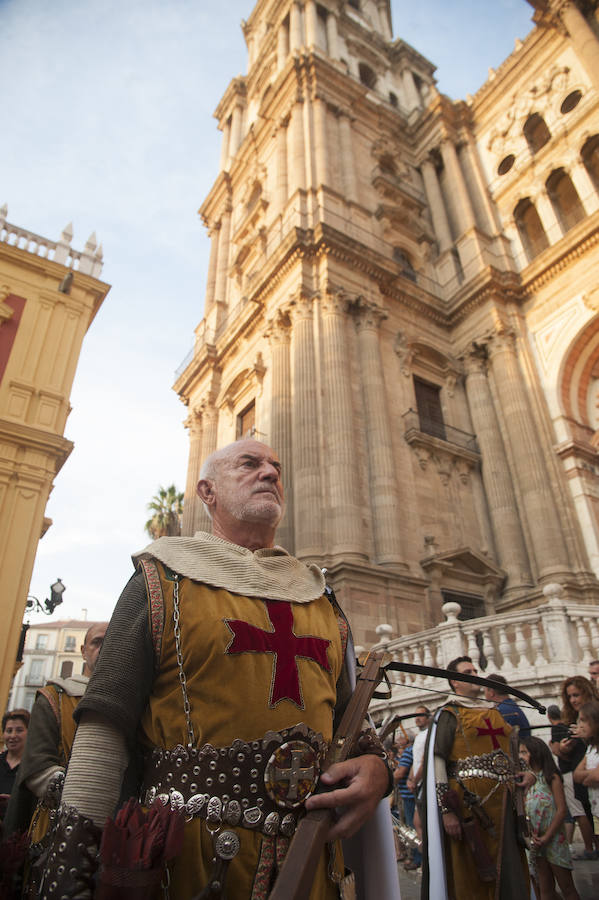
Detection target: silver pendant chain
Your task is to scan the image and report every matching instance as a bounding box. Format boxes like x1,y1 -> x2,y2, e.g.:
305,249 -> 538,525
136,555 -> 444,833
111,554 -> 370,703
172,576 -> 196,747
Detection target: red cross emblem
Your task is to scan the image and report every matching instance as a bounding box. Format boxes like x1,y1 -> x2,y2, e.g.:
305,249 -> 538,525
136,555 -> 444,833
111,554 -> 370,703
224,600 -> 332,708
476,717 -> 506,750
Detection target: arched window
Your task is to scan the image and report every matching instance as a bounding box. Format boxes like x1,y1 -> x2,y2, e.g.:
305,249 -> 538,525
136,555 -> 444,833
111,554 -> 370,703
359,63 -> 376,90
514,198 -> 549,262
546,168 -> 585,233
523,113 -> 551,154
582,135 -> 599,193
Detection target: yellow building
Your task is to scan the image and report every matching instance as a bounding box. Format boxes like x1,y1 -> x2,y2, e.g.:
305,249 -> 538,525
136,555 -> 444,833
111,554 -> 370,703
0,206 -> 109,712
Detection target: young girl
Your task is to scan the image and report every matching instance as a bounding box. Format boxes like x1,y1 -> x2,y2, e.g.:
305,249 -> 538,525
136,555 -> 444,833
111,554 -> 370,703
519,736 -> 580,900
573,701 -> 599,840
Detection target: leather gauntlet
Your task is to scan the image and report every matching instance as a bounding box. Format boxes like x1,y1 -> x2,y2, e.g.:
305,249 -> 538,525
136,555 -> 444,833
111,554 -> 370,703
40,804 -> 101,899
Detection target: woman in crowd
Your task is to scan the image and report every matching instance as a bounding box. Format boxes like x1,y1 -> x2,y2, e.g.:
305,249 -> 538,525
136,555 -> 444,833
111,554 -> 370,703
549,676 -> 598,859
573,700 -> 599,841
520,735 -> 579,900
0,709 -> 29,822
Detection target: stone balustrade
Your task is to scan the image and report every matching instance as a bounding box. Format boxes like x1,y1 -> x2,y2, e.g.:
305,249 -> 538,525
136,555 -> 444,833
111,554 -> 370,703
0,204 -> 103,277
369,583 -> 599,729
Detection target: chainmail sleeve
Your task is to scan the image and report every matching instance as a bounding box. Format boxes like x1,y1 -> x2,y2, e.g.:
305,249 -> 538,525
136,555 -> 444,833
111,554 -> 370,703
74,569 -> 154,746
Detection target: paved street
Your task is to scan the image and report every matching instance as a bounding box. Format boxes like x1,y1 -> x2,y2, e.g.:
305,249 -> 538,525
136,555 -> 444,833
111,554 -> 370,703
396,842 -> 599,899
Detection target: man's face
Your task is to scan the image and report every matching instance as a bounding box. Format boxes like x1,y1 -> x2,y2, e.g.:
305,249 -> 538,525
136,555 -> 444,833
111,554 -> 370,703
3,718 -> 27,757
451,660 -> 480,699
208,441 -> 285,529
589,662 -> 599,684
415,708 -> 429,730
81,623 -> 107,676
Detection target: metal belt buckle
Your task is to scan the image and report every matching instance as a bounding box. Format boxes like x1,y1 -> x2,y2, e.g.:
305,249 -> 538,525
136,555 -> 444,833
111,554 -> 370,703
264,740 -> 320,808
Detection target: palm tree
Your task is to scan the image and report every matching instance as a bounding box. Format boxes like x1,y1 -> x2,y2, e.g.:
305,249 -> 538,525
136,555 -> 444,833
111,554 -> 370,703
145,484 -> 184,539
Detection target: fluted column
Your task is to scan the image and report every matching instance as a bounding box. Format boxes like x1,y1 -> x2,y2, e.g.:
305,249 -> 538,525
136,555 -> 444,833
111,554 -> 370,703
181,410 -> 203,536
463,348 -> 532,594
313,96 -> 329,188
560,2 -> 599,92
204,225 -> 220,315
338,110 -> 357,203
289,1 -> 303,51
420,157 -> 453,252
352,300 -> 405,565
214,204 -> 232,305
486,331 -> 570,579
440,140 -> 477,235
288,100 -> 306,196
321,291 -> 364,558
290,294 -> 322,557
267,314 -> 294,552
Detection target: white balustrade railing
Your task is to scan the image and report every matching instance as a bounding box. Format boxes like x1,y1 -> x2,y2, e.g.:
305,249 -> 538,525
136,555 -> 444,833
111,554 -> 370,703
0,205 -> 103,277
369,583 -> 599,727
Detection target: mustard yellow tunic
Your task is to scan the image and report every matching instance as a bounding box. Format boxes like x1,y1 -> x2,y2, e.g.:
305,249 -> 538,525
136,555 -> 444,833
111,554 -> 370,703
443,706 -> 528,900
140,562 -> 344,899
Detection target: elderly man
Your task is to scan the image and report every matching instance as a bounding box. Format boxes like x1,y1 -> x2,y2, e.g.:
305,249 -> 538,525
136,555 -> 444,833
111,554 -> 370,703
4,622 -> 107,843
484,673 -> 531,738
422,655 -> 530,900
589,659 -> 599,685
43,439 -> 397,899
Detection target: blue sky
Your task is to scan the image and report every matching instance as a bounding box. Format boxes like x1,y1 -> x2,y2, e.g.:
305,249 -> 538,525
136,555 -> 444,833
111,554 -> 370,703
1,0 -> 535,623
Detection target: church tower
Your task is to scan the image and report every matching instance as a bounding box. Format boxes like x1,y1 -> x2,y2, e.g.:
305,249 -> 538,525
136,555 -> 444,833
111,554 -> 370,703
174,0 -> 599,646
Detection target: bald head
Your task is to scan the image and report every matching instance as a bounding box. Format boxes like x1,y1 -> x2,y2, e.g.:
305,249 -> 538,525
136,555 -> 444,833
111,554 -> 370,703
197,439 -> 285,550
81,622 -> 108,677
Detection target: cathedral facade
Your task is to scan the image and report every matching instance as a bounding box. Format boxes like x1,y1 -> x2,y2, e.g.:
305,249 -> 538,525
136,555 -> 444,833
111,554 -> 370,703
174,0 -> 599,647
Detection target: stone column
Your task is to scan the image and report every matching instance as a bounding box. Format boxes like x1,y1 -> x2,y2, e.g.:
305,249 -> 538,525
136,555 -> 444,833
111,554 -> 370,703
463,348 -> 532,594
214,204 -> 232,305
460,135 -> 499,235
181,410 -> 203,536
534,190 -> 562,243
321,291 -> 364,558
219,119 -> 231,170
420,157 -> 453,252
289,293 -> 322,557
196,404 -> 219,533
204,225 -> 220,315
486,331 -> 570,579
289,1 -> 303,51
325,10 -> 338,59
288,100 -> 306,196
305,0 -> 319,49
440,140 -> 477,236
276,119 -> 288,211
352,300 -> 405,565
277,19 -> 289,71
313,96 -> 329,188
267,313 -> 294,553
560,2 -> 599,92
569,159 -> 599,215
338,110 -> 357,203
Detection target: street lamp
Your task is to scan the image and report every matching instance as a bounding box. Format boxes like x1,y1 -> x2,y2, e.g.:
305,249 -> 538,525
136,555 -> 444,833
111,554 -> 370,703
26,578 -> 67,616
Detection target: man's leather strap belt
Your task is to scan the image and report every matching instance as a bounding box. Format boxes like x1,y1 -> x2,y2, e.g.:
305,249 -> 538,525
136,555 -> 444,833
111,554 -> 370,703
142,724 -> 327,838
447,749 -> 516,783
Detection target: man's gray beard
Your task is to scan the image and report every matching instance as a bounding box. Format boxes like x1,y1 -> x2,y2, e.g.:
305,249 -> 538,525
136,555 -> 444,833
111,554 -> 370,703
236,495 -> 285,527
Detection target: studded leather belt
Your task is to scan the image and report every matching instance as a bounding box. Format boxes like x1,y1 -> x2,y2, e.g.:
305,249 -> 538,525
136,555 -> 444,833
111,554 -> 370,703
447,749 -> 516,783
141,723 -> 327,838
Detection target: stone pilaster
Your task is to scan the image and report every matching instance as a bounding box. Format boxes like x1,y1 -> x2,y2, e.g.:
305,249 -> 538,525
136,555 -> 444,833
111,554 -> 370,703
219,119 -> 231,171
351,299 -> 405,566
463,347 -> 533,595
288,100 -> 306,196
305,0 -> 320,49
204,225 -> 219,315
276,119 -> 288,211
560,2 -> 599,92
267,312 -> 294,553
214,204 -> 232,306
196,403 -> 219,534
486,330 -> 570,580
313,96 -> 329,188
420,157 -> 453,252
440,140 -> 477,236
289,293 -> 322,557
181,409 -> 203,536
338,110 -> 357,203
325,10 -> 338,59
402,69 -> 421,111
289,1 -> 303,51
321,290 -> 364,559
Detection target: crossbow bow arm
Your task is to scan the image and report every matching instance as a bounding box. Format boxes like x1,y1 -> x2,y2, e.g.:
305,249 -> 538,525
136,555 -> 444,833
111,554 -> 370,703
372,660 -> 546,714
